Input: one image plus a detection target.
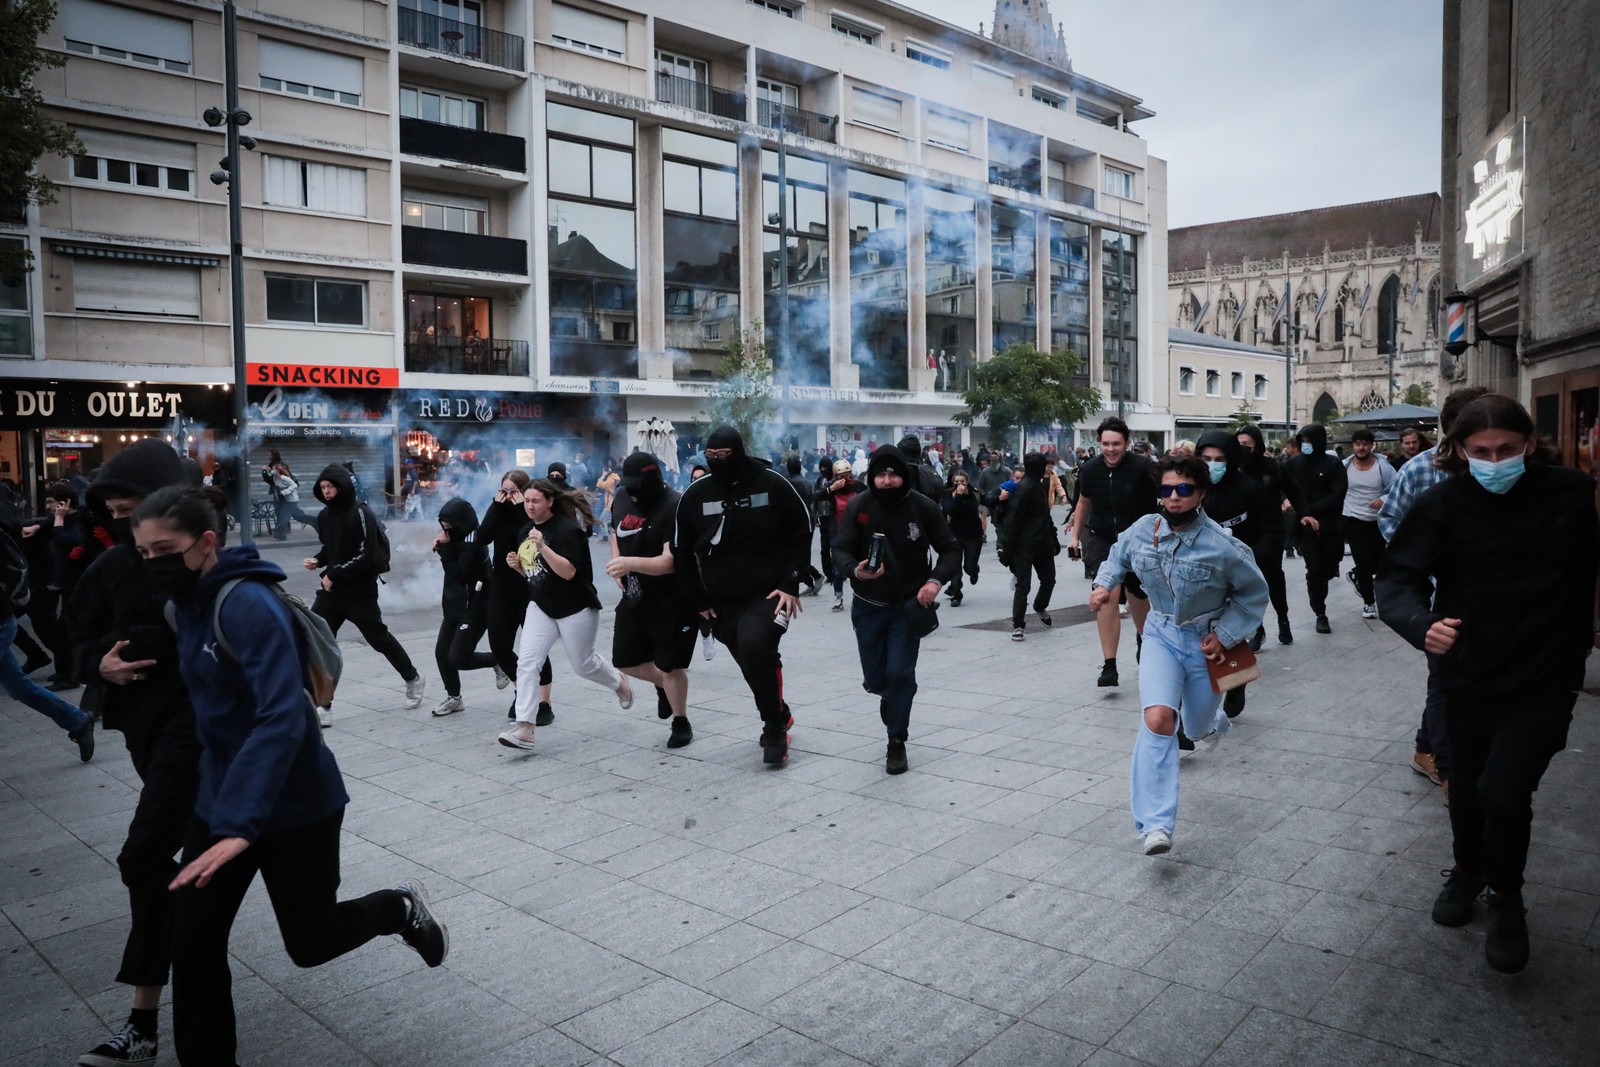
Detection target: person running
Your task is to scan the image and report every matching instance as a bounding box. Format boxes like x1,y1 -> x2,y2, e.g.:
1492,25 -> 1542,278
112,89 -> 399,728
128,486 -> 446,1065
0,508 -> 93,758
429,498 -> 500,717
1002,453 -> 1059,642
1339,429 -> 1397,620
1281,423 -> 1348,634
940,468 -> 983,606
477,471 -> 553,725
266,463 -> 317,542
782,455 -> 823,596
834,445 -> 959,774
896,434 -> 946,501
673,426 -> 813,767
1090,455 -> 1268,856
498,479 -> 632,750
303,464 -> 424,726
818,459 -> 862,612
605,453 -> 696,749
1377,394 -> 1598,974
33,481 -> 111,692
812,456 -> 837,592
1067,417 -> 1157,683
1234,423 -> 1294,645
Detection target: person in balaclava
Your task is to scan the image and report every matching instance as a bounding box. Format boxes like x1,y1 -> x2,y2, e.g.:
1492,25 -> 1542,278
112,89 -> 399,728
303,463 -> 424,723
1281,423 -> 1348,634
1002,452 -> 1060,642
672,426 -> 814,767
897,434 -> 946,502
428,497 -> 498,717
832,444 -> 960,775
605,452 -> 697,750
783,455 -> 822,596
1234,423 -> 1293,645
65,438 -> 202,1065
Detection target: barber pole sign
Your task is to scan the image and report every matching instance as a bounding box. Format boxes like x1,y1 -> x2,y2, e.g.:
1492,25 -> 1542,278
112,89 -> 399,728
1446,301 -> 1468,352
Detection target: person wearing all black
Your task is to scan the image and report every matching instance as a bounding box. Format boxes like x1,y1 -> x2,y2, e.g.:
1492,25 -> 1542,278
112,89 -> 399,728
65,439 -> 201,1065
31,482 -> 111,691
940,467 -> 983,605
0,506 -> 93,758
783,455 -> 823,595
428,497 -> 500,717
673,426 -> 814,767
818,459 -> 863,611
812,457 -> 837,587
1002,452 -> 1060,642
1281,423 -> 1348,634
475,470 -> 554,725
833,445 -> 960,775
1067,417 -> 1158,685
896,434 -> 946,502
1235,423 -> 1293,645
303,463 -> 423,724
1377,394 -> 1598,974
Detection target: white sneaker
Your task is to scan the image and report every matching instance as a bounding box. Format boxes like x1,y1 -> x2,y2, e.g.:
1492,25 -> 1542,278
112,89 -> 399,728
700,625 -> 716,661
832,596 -> 844,612
431,695 -> 464,717
316,706 -> 332,729
404,676 -> 426,710
1142,829 -> 1172,856
497,724 -> 536,750
1361,603 -> 1378,620
494,666 -> 510,690
616,676 -> 634,710
1192,730 -> 1222,756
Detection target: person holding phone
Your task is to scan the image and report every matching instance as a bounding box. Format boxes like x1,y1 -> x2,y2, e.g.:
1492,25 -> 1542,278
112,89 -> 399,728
940,469 -> 983,605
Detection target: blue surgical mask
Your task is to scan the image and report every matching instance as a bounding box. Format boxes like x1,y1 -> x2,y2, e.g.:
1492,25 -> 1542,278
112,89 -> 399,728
1205,460 -> 1228,483
1300,443 -> 1315,456
1467,453 -> 1526,494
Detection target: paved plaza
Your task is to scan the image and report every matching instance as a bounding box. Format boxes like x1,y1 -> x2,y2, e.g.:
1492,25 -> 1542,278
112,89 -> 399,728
3,523 -> 1598,1066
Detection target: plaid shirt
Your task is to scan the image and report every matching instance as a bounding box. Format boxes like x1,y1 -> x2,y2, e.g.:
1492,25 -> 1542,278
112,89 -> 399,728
1377,445 -> 1449,541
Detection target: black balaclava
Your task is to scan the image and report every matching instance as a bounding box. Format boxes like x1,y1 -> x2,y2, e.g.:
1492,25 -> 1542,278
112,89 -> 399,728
546,461 -> 568,484
621,452 -> 666,510
866,444 -> 912,505
705,425 -> 747,486
1022,451 -> 1046,481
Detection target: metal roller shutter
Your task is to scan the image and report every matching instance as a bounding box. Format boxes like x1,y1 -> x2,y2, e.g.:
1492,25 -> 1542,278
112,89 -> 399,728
253,433 -> 393,512
74,259 -> 201,316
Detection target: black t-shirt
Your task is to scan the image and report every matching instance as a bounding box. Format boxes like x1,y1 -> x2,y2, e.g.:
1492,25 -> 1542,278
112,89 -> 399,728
1076,453 -> 1157,538
610,487 -> 684,609
524,513 -> 601,619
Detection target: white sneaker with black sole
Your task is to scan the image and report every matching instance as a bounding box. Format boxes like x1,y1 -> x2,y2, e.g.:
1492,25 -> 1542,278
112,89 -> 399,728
404,676 -> 426,710
78,1020 -> 157,1066
1142,829 -> 1172,856
493,666 -> 510,690
316,706 -> 332,729
431,695 -> 464,717
1361,602 -> 1378,620
395,879 -> 449,967
498,723 -> 536,750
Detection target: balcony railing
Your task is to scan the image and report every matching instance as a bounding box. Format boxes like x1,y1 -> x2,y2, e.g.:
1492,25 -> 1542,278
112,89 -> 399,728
756,100 -> 837,143
405,336 -> 528,376
655,73 -> 746,120
989,160 -> 1041,195
398,8 -> 525,72
399,118 -> 526,172
402,228 -> 528,274
1048,179 -> 1096,209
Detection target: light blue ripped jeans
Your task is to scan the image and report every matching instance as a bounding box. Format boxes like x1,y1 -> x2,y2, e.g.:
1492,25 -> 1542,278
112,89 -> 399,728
1130,612 -> 1229,836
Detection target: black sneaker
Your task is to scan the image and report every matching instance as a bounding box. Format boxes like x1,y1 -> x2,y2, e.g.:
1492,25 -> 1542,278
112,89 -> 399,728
1097,661 -> 1118,687
667,717 -> 693,749
535,701 -> 555,727
395,879 -> 448,967
506,701 -> 515,721
1037,610 -> 1053,627
1431,867 -> 1485,927
1344,567 -> 1359,594
1010,627 -> 1025,642
656,686 -> 672,720
68,718 -> 95,763
1278,619 -> 1294,645
1248,625 -> 1265,653
885,740 -> 908,775
20,654 -> 51,676
1177,728 -> 1195,753
49,677 -> 82,692
1315,616 -> 1332,634
1223,687 -> 1246,718
761,729 -> 788,767
1485,890 -> 1529,973
79,1020 -> 157,1066
948,594 -> 963,607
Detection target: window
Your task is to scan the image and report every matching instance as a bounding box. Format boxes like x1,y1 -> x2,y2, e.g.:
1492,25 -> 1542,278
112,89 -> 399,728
75,259 -> 201,317
970,62 -> 1012,93
831,15 -> 880,45
266,275 -> 365,326
849,170 -> 907,390
262,156 -> 367,215
905,40 -> 951,70
1376,274 -> 1401,355
1103,164 -> 1135,200
992,203 -> 1036,351
1254,374 -> 1268,401
1205,369 -> 1220,397
550,3 -> 627,59
924,110 -> 971,153
1032,86 -> 1065,110
0,238 -> 31,356
400,85 -> 485,129
1178,366 -> 1195,395
403,190 -> 488,234
852,88 -> 901,132
756,78 -> 799,109
1230,371 -> 1244,398
406,291 -> 493,372
763,149 -> 830,386
72,131 -> 194,194
661,130 -> 739,377
748,0 -> 796,15
60,0 -> 191,73
1048,217 -> 1090,367
258,39 -> 363,105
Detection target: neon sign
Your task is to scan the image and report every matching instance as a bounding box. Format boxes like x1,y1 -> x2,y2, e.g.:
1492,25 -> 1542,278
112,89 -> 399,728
1461,119 -> 1526,284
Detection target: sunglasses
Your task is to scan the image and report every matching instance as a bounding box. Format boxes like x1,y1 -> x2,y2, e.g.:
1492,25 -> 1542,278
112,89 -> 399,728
1156,483 -> 1197,498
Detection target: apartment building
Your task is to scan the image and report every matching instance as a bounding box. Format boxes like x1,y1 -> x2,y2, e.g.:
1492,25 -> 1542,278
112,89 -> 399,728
1167,328 -> 1288,442
1,0 -> 1168,494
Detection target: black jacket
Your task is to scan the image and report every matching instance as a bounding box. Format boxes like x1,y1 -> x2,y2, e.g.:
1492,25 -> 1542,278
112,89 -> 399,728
311,464 -> 385,592
833,489 -> 959,604
1197,429 -> 1276,548
435,497 -> 486,621
476,496 -> 532,603
941,485 -> 983,539
673,458 -> 813,609
1074,452 -> 1156,539
1002,472 -> 1058,560
1377,464 -> 1598,696
1282,425 -> 1348,522
1236,424 -> 1288,547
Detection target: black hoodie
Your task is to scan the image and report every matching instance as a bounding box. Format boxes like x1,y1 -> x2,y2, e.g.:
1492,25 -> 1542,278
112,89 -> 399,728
1282,424 -> 1347,523
1197,429 -> 1275,547
1002,453 -> 1059,559
311,463 -> 386,591
1235,423 -> 1287,546
435,497 -> 485,620
834,445 -> 959,604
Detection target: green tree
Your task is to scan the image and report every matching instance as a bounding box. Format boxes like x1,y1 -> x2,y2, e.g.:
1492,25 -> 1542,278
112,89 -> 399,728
954,342 -> 1102,454
0,1 -> 81,275
1401,381 -> 1435,407
1225,401 -> 1265,431
700,324 -> 778,451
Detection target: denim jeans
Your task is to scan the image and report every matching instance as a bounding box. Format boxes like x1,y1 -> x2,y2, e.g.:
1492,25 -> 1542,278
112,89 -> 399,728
1129,614 -> 1228,836
1,614 -> 89,733
849,597 -> 921,740
1413,654 -> 1451,777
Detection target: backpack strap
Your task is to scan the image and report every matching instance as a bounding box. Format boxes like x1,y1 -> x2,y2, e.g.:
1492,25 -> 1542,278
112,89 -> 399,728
208,577 -> 249,662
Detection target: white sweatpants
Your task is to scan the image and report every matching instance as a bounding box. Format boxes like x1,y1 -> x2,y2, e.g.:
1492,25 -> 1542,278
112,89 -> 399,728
513,603 -> 620,723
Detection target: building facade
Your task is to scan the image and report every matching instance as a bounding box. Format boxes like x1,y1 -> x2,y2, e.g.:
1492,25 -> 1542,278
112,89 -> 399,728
1166,328 -> 1288,442
0,0 -> 1169,499
1441,0 -> 1600,477
1168,195 -> 1442,432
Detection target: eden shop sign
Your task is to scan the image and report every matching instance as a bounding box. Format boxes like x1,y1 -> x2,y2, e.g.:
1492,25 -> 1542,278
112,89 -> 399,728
1461,118 -> 1527,285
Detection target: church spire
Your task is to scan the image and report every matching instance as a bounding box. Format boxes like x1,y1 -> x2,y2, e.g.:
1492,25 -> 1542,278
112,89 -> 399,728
990,0 -> 1071,71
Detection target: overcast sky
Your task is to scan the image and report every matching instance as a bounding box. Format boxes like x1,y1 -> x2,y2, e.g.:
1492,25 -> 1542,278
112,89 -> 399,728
915,0 -> 1444,229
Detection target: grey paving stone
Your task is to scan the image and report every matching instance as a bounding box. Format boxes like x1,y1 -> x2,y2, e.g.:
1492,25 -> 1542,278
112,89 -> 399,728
651,922 -> 787,986
1105,981 -> 1252,1067
795,896 -> 926,958
853,854 -> 968,903
958,1020 -> 1095,1067
315,970 -> 541,1065
1026,961 -> 1169,1044
635,849 -> 816,920
913,865 -> 1030,921
1287,846 -> 1396,896
704,1024 -> 869,1066
1220,937 -> 1353,1017
744,883 -> 867,939
610,1001 -> 778,1067
1207,1007 -> 1442,1067
1278,891 -> 1394,956
539,879 -> 736,962
1139,921 -> 1268,992
556,976 -> 716,1053
703,940 -> 843,1008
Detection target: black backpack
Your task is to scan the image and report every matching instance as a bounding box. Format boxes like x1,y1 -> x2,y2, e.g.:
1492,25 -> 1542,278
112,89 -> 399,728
361,503 -> 392,575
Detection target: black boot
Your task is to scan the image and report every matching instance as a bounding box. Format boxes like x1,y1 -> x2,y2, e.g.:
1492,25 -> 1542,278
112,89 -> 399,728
1485,890 -> 1529,973
1223,687 -> 1246,718
885,738 -> 908,775
1248,625 -> 1265,653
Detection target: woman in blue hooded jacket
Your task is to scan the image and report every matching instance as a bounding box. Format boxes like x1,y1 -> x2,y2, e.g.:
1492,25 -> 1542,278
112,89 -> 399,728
131,486 -> 447,1067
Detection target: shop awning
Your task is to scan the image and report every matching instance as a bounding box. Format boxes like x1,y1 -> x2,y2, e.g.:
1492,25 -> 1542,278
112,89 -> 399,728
52,242 -> 219,268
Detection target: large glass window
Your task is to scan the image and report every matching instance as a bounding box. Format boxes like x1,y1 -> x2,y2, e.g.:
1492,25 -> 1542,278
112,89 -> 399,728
763,150 -> 830,386
924,189 -> 976,394
991,203 -> 1037,352
848,170 -> 906,390
547,103 -> 636,376
406,291 -> 493,372
402,190 -> 487,234
400,85 -> 485,129
662,130 -> 739,380
1048,218 -> 1090,384
266,275 -> 365,326
1103,230 -> 1138,402
0,239 -> 31,356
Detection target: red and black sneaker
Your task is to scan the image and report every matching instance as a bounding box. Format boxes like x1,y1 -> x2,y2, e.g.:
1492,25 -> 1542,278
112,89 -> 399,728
761,730 -> 789,766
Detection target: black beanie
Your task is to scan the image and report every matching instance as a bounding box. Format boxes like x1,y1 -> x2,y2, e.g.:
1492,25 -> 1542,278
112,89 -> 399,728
897,434 -> 922,458
866,444 -> 912,504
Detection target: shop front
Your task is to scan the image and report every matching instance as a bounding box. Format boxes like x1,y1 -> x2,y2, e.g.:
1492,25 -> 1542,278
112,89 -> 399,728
399,390 -> 593,499
246,382 -> 397,513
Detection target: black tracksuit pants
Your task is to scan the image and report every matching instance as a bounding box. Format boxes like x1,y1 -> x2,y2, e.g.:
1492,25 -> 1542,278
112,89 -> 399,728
312,589 -> 416,684
1010,553 -> 1056,629
1251,541 -> 1290,624
947,536 -> 981,598
1341,516 -> 1385,605
485,582 -> 551,688
710,596 -> 790,731
1294,521 -> 1343,617
435,601 -> 497,698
